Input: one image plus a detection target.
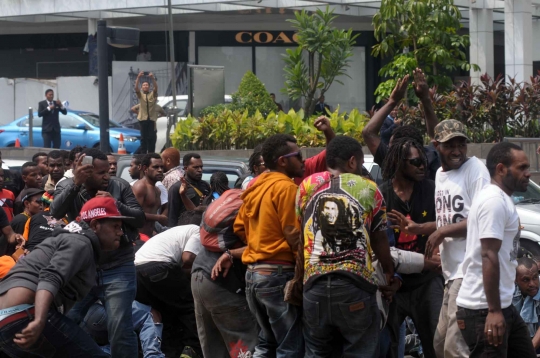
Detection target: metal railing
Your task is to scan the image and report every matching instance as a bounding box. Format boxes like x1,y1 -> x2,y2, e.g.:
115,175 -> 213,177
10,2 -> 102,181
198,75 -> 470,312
503,137 -> 540,173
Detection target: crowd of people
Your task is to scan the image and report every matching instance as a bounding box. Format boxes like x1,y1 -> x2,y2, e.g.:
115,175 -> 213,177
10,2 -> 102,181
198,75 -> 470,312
0,68 -> 537,358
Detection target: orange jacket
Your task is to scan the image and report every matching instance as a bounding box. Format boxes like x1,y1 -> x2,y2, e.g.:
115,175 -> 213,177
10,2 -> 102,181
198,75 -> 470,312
234,172 -> 300,264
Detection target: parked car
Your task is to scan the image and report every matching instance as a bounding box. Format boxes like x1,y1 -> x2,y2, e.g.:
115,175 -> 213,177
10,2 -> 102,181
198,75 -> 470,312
0,110 -> 141,153
2,159 -> 27,173
155,95 -> 232,153
116,155 -> 248,189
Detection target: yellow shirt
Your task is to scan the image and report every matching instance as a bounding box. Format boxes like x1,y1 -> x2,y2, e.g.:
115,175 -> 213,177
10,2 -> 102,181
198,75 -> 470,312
136,90 -> 158,121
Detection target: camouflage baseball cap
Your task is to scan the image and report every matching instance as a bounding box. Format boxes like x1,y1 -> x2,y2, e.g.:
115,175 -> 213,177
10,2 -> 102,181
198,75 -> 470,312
434,119 -> 469,143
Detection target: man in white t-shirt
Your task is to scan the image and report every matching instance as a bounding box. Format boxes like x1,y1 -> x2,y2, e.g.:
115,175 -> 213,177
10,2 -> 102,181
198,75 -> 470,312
425,119 -> 491,358
456,142 -> 535,357
134,209 -> 204,356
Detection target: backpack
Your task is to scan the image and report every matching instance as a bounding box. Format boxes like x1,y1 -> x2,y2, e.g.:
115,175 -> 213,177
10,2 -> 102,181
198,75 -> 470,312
200,189 -> 243,252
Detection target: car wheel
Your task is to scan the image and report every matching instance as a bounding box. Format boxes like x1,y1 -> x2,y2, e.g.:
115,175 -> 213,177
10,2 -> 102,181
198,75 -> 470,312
519,239 -> 540,258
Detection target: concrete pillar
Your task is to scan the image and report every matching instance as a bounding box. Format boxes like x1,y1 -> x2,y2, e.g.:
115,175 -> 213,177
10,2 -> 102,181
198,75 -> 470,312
189,31 -> 196,64
88,19 -> 98,76
505,0 -> 533,83
469,8 -> 494,84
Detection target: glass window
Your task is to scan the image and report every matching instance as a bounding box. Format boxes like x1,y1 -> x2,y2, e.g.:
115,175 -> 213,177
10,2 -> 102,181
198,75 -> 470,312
321,47 -> 367,112
19,117 -> 42,127
255,47 -> 296,111
59,114 -> 82,129
198,47 -> 253,95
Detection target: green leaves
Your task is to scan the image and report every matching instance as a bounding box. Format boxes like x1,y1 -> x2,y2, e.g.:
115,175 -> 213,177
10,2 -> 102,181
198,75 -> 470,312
171,107 -> 369,150
282,6 -> 358,117
372,0 -> 475,100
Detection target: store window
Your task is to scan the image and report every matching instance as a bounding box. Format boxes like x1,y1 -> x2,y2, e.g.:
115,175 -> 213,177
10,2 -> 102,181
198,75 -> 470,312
198,47 -> 253,95
255,47 -> 296,110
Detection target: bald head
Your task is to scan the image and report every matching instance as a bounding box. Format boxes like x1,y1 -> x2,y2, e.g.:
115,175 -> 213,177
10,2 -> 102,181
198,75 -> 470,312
161,148 -> 180,172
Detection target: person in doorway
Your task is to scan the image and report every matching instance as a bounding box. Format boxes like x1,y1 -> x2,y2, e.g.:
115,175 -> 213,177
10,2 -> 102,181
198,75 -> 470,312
132,153 -> 168,237
37,89 -> 67,148
135,71 -> 158,154
0,197 -> 128,358
297,135 -> 394,357
137,44 -> 152,62
14,162 -> 43,216
167,153 -> 210,227
424,119 -> 491,358
51,148 -> 145,358
270,93 -> 283,112
107,154 -> 118,177
11,188 -> 44,236
513,257 -> 540,352
456,142 -> 536,357
314,95 -> 331,115
161,148 -> 184,190
43,150 -> 66,191
234,134 -> 306,356
380,137 -> 443,358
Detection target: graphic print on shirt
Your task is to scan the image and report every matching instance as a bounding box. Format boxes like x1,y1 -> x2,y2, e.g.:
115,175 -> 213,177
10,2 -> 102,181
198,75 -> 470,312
395,213 -> 418,251
435,189 -> 465,227
510,221 -> 521,262
297,172 -> 387,286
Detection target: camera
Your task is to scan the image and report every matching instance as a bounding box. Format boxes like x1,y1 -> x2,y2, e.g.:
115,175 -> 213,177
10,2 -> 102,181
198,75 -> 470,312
143,71 -> 149,76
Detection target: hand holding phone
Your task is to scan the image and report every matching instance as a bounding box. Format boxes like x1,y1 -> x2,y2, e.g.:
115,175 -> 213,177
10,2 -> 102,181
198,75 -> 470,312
81,155 -> 93,166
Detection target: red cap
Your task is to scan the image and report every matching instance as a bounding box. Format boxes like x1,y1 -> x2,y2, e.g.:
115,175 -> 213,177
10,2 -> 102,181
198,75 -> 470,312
79,197 -> 132,222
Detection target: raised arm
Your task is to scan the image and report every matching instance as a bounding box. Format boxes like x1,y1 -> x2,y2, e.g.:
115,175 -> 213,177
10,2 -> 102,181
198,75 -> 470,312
413,68 -> 437,140
134,71 -> 143,95
150,73 -> 158,94
362,75 -> 409,155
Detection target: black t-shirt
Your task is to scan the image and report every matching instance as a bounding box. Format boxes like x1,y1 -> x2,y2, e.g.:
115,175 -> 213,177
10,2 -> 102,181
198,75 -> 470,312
10,213 -> 29,235
379,178 -> 441,290
0,206 -> 9,229
167,178 -> 210,227
374,142 -> 441,181
26,212 -> 61,252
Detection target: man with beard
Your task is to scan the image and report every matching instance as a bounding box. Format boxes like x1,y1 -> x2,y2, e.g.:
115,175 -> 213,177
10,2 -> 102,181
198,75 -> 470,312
43,150 -> 66,191
379,137 -> 443,358
51,148 -> 145,358
133,153 -> 168,237
424,120 -> 491,358
167,153 -> 210,227
296,135 -> 394,357
456,142 -> 536,357
107,154 -> 118,177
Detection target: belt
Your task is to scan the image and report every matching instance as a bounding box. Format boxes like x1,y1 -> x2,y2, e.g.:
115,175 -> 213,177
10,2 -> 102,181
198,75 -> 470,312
248,264 -> 295,275
0,307 -> 35,330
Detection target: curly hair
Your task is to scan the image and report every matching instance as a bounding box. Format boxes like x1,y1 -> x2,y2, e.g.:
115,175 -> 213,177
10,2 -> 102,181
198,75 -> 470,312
382,137 -> 426,180
391,125 -> 424,146
262,134 -> 297,170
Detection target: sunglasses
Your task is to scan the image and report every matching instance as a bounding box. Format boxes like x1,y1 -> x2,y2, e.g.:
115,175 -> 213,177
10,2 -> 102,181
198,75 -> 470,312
257,162 -> 266,167
404,158 -> 425,168
276,151 -> 303,162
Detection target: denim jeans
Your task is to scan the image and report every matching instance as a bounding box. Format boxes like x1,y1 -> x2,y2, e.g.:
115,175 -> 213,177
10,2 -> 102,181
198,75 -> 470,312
303,275 -> 380,358
456,305 -> 536,358
192,271 -> 258,358
0,309 -> 109,358
82,301 -> 164,358
245,269 -> 303,358
67,261 -> 138,358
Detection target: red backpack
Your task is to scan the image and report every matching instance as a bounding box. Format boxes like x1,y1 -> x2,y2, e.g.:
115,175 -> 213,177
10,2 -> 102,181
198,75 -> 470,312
200,189 -> 243,252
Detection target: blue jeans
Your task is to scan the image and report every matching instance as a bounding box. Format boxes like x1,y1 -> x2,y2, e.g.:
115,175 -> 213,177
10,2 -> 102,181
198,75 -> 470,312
82,301 -> 164,358
67,261 -> 138,358
245,269 -> 303,358
0,309 -> 109,357
303,275 -> 380,358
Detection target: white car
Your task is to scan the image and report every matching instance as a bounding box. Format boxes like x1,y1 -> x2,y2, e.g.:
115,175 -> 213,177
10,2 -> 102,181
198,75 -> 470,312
155,95 -> 232,152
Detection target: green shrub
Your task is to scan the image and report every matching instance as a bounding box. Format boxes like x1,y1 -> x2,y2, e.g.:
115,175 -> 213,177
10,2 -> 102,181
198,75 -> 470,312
199,103 -> 230,117
171,107 -> 369,150
230,71 -> 278,116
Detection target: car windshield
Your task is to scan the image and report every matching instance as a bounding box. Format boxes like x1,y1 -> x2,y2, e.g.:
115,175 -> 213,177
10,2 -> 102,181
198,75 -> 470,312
513,181 -> 540,204
78,113 -> 122,128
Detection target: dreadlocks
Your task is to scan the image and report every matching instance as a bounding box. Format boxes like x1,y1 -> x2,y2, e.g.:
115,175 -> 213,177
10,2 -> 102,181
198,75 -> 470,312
202,171 -> 229,206
382,137 -> 426,180
248,144 -> 263,175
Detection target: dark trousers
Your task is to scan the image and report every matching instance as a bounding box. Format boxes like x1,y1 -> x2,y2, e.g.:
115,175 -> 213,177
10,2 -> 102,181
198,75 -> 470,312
457,305 -> 536,358
0,309 -> 109,357
386,275 -> 444,358
42,130 -> 61,148
139,119 -> 156,154
136,262 -> 201,355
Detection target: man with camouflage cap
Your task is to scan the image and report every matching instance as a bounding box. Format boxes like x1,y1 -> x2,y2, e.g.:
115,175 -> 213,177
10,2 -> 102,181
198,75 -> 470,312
424,119 -> 491,357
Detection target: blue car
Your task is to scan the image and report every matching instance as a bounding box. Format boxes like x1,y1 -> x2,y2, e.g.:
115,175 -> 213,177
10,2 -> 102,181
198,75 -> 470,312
0,110 -> 141,153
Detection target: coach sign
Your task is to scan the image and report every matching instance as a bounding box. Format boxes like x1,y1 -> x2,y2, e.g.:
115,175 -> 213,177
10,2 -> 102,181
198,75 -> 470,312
234,31 -> 299,44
